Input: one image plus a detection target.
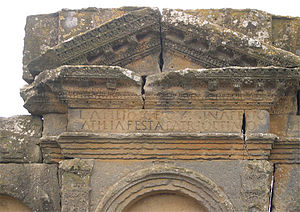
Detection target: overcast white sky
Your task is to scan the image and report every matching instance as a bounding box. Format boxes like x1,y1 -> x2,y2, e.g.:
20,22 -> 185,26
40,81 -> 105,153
0,0 -> 299,117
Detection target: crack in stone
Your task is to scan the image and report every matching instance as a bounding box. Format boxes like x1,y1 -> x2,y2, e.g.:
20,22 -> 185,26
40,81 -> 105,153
141,76 -> 147,109
268,164 -> 275,212
159,16 -> 164,72
297,89 -> 300,115
241,111 -> 249,158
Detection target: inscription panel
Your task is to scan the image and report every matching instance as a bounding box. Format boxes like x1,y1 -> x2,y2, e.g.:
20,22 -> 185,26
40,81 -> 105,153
68,109 -> 243,133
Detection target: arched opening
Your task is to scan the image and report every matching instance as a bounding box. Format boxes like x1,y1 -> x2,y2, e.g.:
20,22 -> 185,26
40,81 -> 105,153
124,191 -> 208,212
95,166 -> 234,212
0,195 -> 31,212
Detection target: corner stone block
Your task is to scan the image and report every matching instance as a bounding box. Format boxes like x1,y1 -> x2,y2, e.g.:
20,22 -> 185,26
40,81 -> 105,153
59,159 -> 94,212
43,113 -> 67,136
0,115 -> 42,163
245,110 -> 270,134
286,115 -> 300,137
240,160 -> 273,211
0,164 -> 60,212
272,164 -> 300,211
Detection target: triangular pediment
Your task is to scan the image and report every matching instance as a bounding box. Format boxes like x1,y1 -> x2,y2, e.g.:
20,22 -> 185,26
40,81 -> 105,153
161,9 -> 300,72
26,7 -> 162,80
25,8 -> 300,82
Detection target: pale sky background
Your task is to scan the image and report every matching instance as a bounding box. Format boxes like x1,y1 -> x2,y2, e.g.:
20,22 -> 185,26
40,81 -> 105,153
0,0 -> 299,117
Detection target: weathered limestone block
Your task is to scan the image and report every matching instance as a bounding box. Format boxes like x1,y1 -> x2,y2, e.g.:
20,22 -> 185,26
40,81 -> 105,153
286,115 -> 300,137
270,137 -> 300,164
43,113 -> 67,136
272,16 -> 300,55
59,159 -> 94,212
244,133 -> 276,160
25,7 -> 161,81
40,136 -> 64,163
90,160 -> 272,211
270,115 -> 300,163
0,115 -> 42,163
21,65 -> 142,115
240,160 -> 273,211
161,9 -> 300,72
272,164 -> 300,211
23,13 -> 59,66
23,13 -> 59,82
246,110 -> 270,134
183,9 -> 272,44
270,114 -> 289,137
0,164 -> 60,212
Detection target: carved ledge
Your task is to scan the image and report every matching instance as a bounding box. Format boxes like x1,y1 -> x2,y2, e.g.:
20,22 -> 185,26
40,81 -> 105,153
20,65 -> 142,115
144,66 -> 300,111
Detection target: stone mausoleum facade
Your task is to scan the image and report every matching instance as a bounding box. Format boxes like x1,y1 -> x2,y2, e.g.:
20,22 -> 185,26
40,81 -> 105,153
0,7 -> 299,211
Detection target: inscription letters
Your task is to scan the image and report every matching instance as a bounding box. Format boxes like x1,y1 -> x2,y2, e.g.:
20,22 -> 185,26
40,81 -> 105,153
68,109 -> 243,133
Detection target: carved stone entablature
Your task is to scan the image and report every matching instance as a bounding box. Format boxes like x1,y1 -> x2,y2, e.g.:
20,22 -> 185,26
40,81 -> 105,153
20,65 -> 142,115
144,66 -> 300,111
25,8 -> 161,81
161,9 -> 300,72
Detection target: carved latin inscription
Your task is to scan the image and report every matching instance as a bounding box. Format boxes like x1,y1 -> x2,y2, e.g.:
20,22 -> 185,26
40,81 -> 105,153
68,109 -> 243,133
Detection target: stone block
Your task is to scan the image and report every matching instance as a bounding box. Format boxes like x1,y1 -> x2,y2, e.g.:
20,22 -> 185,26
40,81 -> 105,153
23,13 -> 59,66
270,114 -> 288,137
0,115 -> 42,163
286,115 -> 300,137
59,159 -> 94,212
0,164 -> 60,212
272,16 -> 300,55
272,164 -> 300,211
43,113 -> 67,136
246,110 -> 270,134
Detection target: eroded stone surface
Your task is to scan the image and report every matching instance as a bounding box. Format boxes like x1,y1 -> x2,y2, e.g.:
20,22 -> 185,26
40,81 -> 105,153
0,115 -> 42,163
286,115 -> 300,137
245,110 -> 269,134
272,164 -> 300,211
272,16 -> 300,55
59,159 -> 94,212
183,9 -> 272,44
0,164 -> 60,212
43,113 -> 67,136
23,13 -> 59,83
240,160 -> 273,211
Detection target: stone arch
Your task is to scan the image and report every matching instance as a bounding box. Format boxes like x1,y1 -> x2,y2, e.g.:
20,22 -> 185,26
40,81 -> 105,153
0,195 -> 31,212
95,166 -> 234,212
